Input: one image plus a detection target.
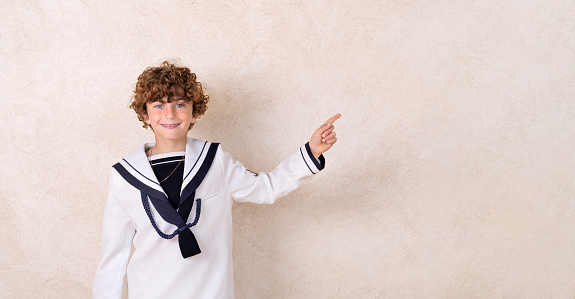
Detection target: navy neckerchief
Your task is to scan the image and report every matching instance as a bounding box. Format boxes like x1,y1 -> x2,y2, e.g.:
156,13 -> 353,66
113,140 -> 220,258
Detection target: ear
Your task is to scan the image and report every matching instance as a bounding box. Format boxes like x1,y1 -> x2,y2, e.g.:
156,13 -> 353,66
191,116 -> 197,124
143,113 -> 151,125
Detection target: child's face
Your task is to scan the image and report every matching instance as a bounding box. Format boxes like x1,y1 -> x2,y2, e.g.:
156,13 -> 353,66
143,92 -> 196,144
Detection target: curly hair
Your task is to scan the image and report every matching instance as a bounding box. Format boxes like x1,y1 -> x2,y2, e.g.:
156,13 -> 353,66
130,61 -> 209,130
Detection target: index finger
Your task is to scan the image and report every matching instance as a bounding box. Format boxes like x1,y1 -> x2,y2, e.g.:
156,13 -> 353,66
324,113 -> 342,125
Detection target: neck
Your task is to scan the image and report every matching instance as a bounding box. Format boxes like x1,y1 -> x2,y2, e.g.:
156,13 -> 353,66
151,137 -> 187,155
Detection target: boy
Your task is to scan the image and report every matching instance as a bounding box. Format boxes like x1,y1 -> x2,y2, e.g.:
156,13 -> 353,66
93,61 -> 340,298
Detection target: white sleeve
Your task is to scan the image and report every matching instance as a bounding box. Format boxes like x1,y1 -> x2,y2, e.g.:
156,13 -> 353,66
220,143 -> 325,204
93,170 -> 136,299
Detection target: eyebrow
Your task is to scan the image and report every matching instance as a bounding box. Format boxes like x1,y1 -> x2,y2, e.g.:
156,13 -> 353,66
151,97 -> 187,104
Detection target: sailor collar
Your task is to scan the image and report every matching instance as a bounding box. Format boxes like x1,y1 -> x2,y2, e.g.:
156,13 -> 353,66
112,138 -> 220,258
115,138 -> 217,202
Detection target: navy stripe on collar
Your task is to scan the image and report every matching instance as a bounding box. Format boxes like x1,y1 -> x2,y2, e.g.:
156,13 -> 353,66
122,158 -> 161,187
183,141 -> 208,182
151,155 -> 185,166
113,162 -> 169,204
180,143 -> 219,206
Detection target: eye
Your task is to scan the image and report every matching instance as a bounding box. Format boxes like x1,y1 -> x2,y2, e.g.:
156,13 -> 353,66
176,102 -> 186,108
153,104 -> 164,109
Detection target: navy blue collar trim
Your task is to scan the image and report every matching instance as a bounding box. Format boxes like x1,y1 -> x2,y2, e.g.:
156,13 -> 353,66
180,143 -> 219,206
183,141 -> 208,182
114,162 -> 190,229
113,162 -> 168,203
122,158 -> 161,187
151,155 -> 185,165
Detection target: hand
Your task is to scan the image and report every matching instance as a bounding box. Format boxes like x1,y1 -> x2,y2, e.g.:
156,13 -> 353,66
309,113 -> 341,158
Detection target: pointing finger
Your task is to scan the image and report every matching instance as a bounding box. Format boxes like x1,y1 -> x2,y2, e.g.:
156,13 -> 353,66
324,113 -> 341,126
316,113 -> 342,131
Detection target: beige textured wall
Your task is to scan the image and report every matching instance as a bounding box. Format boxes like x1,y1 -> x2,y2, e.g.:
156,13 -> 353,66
1,0 -> 574,298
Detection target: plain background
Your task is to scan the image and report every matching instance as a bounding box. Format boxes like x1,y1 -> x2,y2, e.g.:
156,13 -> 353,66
1,0 -> 574,298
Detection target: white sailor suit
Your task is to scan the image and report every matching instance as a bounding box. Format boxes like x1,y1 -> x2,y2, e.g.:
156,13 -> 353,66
93,137 -> 324,299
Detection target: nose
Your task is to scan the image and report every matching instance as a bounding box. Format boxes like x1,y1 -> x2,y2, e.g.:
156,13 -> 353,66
164,103 -> 175,118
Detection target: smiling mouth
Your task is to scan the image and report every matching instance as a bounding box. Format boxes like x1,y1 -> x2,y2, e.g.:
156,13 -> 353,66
160,123 -> 181,129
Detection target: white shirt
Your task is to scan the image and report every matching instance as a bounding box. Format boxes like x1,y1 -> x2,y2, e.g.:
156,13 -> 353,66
93,138 -> 324,299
